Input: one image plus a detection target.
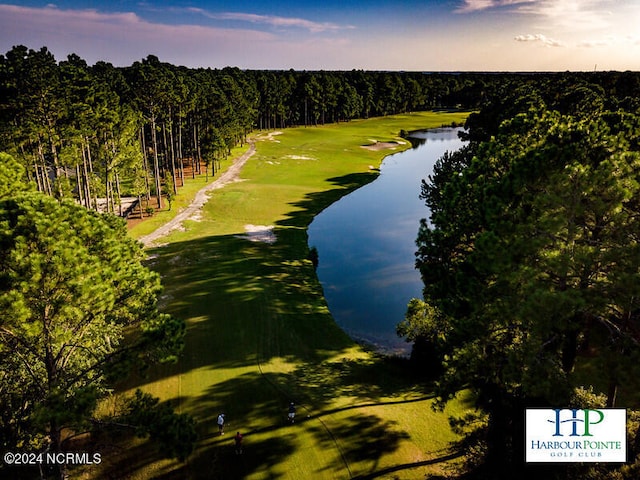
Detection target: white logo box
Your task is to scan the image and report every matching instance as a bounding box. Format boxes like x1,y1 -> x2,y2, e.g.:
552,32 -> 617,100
525,408 -> 626,463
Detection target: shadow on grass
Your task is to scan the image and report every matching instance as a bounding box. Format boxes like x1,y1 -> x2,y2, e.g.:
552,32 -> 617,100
123,171 -> 401,392
107,168 -> 448,477
351,450 -> 464,480
308,412 -> 410,477
83,414 -> 297,480
276,171 -> 379,229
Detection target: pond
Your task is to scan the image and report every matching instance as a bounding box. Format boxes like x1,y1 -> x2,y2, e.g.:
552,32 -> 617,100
307,128 -> 465,355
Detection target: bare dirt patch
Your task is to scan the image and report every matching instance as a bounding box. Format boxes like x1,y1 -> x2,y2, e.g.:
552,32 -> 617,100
139,142 -> 256,247
235,224 -> 277,244
256,131 -> 283,142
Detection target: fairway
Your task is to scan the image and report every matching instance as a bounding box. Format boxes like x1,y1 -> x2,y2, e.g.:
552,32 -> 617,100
117,112 -> 473,479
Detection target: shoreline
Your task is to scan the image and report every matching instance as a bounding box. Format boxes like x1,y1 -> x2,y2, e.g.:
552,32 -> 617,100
120,112 -> 472,480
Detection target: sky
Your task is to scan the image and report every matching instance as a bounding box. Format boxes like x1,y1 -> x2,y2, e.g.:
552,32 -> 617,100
0,0 -> 639,71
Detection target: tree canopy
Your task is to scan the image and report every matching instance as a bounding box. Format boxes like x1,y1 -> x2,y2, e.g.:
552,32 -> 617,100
402,83 -> 640,478
0,192 -> 191,477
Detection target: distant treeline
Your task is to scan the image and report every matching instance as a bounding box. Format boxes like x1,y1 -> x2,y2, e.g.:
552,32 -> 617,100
1,45 -> 640,212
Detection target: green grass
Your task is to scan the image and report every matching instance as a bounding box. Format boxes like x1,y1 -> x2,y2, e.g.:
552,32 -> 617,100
95,112 -> 474,479
128,144 -> 250,239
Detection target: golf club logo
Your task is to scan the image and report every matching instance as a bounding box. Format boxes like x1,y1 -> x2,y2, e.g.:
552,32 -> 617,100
549,408 -> 604,437
525,408 -> 626,463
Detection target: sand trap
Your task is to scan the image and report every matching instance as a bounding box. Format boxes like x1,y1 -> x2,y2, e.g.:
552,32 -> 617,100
361,139 -> 406,151
236,224 -> 277,244
361,141 -> 397,151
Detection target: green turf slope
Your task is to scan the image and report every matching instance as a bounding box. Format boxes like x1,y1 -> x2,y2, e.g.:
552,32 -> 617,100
110,112 -> 474,479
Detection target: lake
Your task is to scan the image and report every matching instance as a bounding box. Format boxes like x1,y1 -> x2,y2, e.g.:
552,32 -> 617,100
307,128 -> 465,355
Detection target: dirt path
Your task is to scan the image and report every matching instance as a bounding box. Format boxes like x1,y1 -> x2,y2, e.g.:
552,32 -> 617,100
139,141 -> 256,247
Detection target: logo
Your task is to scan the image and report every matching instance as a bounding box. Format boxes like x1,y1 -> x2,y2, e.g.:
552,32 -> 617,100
525,408 -> 626,463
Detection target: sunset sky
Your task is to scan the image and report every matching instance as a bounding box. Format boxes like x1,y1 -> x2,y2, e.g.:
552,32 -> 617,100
1,0 -> 639,71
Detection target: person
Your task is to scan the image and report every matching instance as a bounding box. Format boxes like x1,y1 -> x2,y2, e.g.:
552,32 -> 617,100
217,413 -> 225,435
288,402 -> 296,424
234,431 -> 243,454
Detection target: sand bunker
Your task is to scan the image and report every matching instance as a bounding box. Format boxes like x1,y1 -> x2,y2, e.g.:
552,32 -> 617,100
236,224 -> 277,244
361,139 -> 406,151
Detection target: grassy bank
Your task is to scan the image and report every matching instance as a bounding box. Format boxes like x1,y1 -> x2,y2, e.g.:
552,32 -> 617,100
110,112 -> 472,479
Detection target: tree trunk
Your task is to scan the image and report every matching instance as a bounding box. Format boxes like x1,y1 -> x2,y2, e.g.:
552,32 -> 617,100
76,163 -> 84,206
37,140 -> 52,196
607,382 -> 618,408
151,114 -> 162,210
85,140 -> 98,211
196,123 -> 202,175
82,144 -> 92,210
34,160 -> 43,193
115,171 -> 123,217
191,121 -> 197,179
164,121 -> 177,195
105,166 -> 110,214
140,125 -> 151,201
178,114 -> 185,186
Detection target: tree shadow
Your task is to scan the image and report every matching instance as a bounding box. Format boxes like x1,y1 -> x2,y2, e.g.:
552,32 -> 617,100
290,354 -> 433,404
351,449 -> 464,480
307,412 -> 410,477
276,171 -> 379,229
119,169 -> 391,393
153,433 -> 296,480
83,415 -> 297,480
103,165 -> 454,477
119,230 -> 357,393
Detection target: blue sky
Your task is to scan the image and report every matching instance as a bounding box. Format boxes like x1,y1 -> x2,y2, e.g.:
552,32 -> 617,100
1,1 -> 639,71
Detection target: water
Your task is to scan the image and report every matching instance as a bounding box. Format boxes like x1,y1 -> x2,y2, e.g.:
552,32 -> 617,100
307,128 -> 465,355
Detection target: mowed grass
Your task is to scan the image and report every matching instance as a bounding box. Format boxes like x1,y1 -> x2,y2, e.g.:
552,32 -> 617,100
98,112 -> 473,479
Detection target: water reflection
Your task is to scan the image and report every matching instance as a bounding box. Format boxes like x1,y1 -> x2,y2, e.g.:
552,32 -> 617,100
307,128 -> 465,355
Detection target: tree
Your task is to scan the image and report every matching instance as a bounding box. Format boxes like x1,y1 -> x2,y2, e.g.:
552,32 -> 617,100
407,108 -> 640,478
0,152 -> 32,197
0,193 -> 189,477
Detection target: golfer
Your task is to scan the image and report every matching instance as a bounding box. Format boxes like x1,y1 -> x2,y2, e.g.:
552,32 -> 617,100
234,431 -> 243,454
217,413 -> 225,435
288,402 -> 296,424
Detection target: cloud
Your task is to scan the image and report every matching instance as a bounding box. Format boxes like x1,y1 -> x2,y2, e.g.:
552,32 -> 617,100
456,0 -> 620,32
514,33 -> 565,47
577,37 -> 612,48
0,3 -> 364,69
0,4 -> 275,66
186,8 -> 352,33
455,0 -> 535,13
512,0 -> 616,31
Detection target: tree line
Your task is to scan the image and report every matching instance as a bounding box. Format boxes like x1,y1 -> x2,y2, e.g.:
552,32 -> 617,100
1,44 -> 598,215
399,67 -> 640,479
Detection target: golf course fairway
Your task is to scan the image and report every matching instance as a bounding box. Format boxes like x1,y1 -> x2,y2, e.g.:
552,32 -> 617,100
116,112 -> 474,479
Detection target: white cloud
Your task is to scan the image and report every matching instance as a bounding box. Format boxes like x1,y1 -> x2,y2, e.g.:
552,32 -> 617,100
576,37 -> 614,48
455,0 -> 535,13
514,33 -> 565,47
186,8 -> 353,33
456,0 -> 622,32
515,0 -> 614,31
0,4 -> 275,66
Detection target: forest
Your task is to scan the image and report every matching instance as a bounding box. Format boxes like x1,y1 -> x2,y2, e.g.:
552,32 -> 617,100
400,70 -> 640,478
4,44 -> 637,215
0,45 -> 490,214
2,44 -> 640,479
